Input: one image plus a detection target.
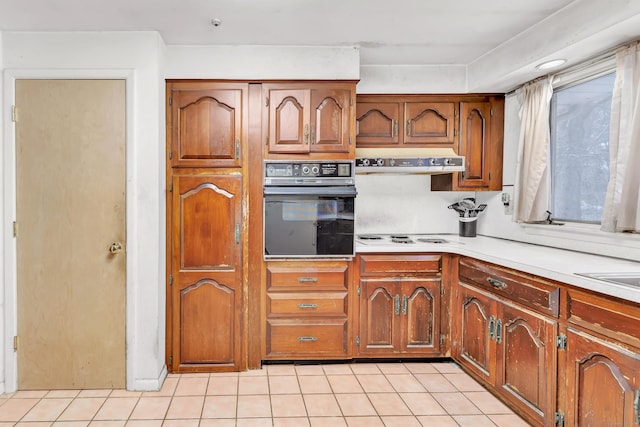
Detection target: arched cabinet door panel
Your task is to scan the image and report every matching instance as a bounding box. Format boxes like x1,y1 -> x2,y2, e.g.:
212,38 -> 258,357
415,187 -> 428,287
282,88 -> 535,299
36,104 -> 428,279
359,281 -> 397,353
170,173 -> 242,372
169,82 -> 247,168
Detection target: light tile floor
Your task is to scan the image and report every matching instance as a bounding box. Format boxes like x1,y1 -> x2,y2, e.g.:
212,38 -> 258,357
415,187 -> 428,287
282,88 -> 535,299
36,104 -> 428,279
0,362 -> 532,426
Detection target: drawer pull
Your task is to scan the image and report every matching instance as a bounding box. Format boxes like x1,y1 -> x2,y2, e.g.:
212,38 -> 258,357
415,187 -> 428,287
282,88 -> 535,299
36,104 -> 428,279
298,277 -> 318,283
487,277 -> 507,289
297,336 -> 318,342
298,303 -> 318,309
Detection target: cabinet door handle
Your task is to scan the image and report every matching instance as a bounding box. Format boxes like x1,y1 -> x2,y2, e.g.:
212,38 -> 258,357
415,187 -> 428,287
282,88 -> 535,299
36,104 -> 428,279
489,316 -> 496,340
298,303 -> 318,309
297,336 -> 317,342
395,295 -> 400,315
401,295 -> 408,315
298,277 -> 318,283
496,319 -> 503,344
304,124 -> 309,144
393,119 -> 398,137
310,124 -> 315,145
634,389 -> 640,424
406,120 -> 411,136
487,277 -> 507,289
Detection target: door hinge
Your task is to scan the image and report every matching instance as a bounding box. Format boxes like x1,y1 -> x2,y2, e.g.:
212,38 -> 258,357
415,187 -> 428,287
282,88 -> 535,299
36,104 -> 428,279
265,97 -> 269,107
355,336 -> 360,346
490,108 -> 494,117
349,135 -> 352,145
169,274 -> 173,286
169,96 -> 172,106
13,336 -> 18,351
12,105 -> 17,122
235,224 -> 240,244
555,411 -> 565,427
440,334 -> 444,346
235,139 -> 240,160
168,150 -> 173,160
169,355 -> 173,365
12,221 -> 18,238
169,182 -> 173,192
357,287 -> 360,296
440,283 -> 445,295
557,334 -> 567,351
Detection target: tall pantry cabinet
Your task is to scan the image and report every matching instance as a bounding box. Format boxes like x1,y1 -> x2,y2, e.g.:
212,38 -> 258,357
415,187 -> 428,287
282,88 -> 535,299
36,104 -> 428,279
166,82 -> 248,372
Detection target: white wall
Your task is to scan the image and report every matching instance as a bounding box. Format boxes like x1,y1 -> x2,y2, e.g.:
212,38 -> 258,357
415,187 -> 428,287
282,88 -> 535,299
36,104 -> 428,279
1,31 -> 167,391
358,65 -> 467,94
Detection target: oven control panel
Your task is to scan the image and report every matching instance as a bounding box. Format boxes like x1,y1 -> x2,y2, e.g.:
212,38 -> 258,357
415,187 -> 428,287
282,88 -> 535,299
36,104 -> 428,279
264,161 -> 354,185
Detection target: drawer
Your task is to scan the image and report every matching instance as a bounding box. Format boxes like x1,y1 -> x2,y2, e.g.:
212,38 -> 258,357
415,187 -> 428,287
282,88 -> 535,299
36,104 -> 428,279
459,257 -> 560,317
266,319 -> 348,357
267,264 -> 348,291
359,254 -> 441,276
567,289 -> 640,348
267,291 -> 348,316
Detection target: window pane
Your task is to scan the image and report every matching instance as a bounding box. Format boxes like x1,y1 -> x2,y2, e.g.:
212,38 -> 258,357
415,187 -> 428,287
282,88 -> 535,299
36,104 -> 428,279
550,72 -> 615,223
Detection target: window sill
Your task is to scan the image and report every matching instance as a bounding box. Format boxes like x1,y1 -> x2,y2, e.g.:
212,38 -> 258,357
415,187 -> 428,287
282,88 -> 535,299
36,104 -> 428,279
522,221 -> 639,249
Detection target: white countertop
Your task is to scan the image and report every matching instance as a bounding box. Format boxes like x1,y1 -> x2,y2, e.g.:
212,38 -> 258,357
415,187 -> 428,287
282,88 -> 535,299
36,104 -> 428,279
356,234 -> 640,304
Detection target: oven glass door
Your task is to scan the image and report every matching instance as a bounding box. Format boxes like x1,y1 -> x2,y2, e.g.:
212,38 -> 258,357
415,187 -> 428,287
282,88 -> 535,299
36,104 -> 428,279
264,186 -> 356,257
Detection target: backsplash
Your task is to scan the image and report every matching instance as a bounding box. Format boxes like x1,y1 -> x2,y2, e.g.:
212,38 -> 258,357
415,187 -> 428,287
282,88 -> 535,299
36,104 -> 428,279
354,174 -> 475,235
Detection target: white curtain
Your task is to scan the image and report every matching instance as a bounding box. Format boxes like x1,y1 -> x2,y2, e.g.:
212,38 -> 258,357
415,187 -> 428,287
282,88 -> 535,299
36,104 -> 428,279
602,41 -> 640,233
512,77 -> 554,222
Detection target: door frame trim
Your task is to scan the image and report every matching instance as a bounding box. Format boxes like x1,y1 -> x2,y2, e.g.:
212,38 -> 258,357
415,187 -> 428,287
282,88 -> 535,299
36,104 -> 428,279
2,69 -> 138,392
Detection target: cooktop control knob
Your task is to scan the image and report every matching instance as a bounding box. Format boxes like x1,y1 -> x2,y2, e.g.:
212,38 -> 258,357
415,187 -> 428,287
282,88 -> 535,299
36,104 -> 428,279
429,158 -> 437,166
389,159 -> 396,166
361,159 -> 370,166
311,165 -> 319,175
444,158 -> 452,165
302,165 -> 310,175
376,158 -> 384,166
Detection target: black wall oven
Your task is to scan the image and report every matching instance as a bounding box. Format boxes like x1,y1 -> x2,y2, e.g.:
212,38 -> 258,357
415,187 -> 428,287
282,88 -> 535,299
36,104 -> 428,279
264,161 -> 356,258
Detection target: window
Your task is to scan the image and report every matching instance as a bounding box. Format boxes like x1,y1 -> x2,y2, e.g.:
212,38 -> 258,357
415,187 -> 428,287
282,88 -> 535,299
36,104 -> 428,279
549,72 -> 615,223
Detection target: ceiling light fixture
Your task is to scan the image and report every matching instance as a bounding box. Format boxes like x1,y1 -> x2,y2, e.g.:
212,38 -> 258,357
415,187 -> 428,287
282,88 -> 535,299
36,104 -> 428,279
535,59 -> 567,70
211,18 -> 222,27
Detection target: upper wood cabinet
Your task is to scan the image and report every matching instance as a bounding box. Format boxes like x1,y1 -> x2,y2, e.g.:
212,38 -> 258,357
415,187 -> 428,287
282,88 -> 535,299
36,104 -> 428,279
167,82 -> 248,168
432,96 -> 504,191
263,82 -> 356,158
356,97 -> 456,147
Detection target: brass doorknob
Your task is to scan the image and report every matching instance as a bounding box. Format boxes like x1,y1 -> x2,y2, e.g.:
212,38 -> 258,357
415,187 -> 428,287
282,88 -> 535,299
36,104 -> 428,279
109,242 -> 123,254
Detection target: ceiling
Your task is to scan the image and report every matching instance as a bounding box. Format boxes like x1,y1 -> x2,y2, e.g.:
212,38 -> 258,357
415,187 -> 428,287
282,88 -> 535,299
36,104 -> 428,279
2,0 -> 640,91
0,0 -> 577,66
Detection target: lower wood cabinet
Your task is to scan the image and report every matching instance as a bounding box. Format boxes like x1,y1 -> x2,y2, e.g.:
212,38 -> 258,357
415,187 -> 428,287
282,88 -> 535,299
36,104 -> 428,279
454,258 -> 559,427
263,260 -> 351,359
356,254 -> 446,357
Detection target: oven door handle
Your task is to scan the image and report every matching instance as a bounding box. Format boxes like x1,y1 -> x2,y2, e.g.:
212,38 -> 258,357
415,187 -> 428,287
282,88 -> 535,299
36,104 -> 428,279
264,186 -> 357,197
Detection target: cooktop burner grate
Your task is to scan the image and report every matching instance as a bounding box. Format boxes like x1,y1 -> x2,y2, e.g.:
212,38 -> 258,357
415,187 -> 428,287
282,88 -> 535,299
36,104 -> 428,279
358,235 -> 383,240
391,237 -> 415,244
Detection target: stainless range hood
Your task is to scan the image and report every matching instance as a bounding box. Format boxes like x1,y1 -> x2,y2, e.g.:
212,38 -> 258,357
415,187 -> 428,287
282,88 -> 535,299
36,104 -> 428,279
355,148 -> 465,174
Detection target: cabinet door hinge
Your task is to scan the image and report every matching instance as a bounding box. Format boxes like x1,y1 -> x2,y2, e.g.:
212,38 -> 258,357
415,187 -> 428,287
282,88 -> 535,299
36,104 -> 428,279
555,411 -> 565,427
169,274 -> 173,286
12,221 -> 18,238
169,96 -> 172,106
266,136 -> 269,146
634,389 -> 640,425
357,287 -> 361,296
265,97 -> 269,107
350,97 -> 353,107
169,355 -> 173,365
235,224 -> 240,244
557,334 -> 567,351
355,336 -> 360,346
168,150 -> 173,160
235,139 -> 240,160
12,105 -> 17,122
13,336 -> 18,351
169,182 -> 173,192
440,334 -> 444,346
490,108 -> 493,117
440,283 -> 445,295
349,135 -> 352,145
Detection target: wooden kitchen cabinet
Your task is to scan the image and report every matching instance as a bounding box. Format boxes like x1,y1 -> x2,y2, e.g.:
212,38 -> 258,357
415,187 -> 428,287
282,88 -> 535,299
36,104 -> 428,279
356,96 -> 456,148
431,96 -> 504,191
167,82 -> 248,168
263,82 -> 355,158
356,254 -> 444,357
169,173 -> 243,371
561,289 -> 640,426
263,260 -> 351,359
453,257 -> 559,427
